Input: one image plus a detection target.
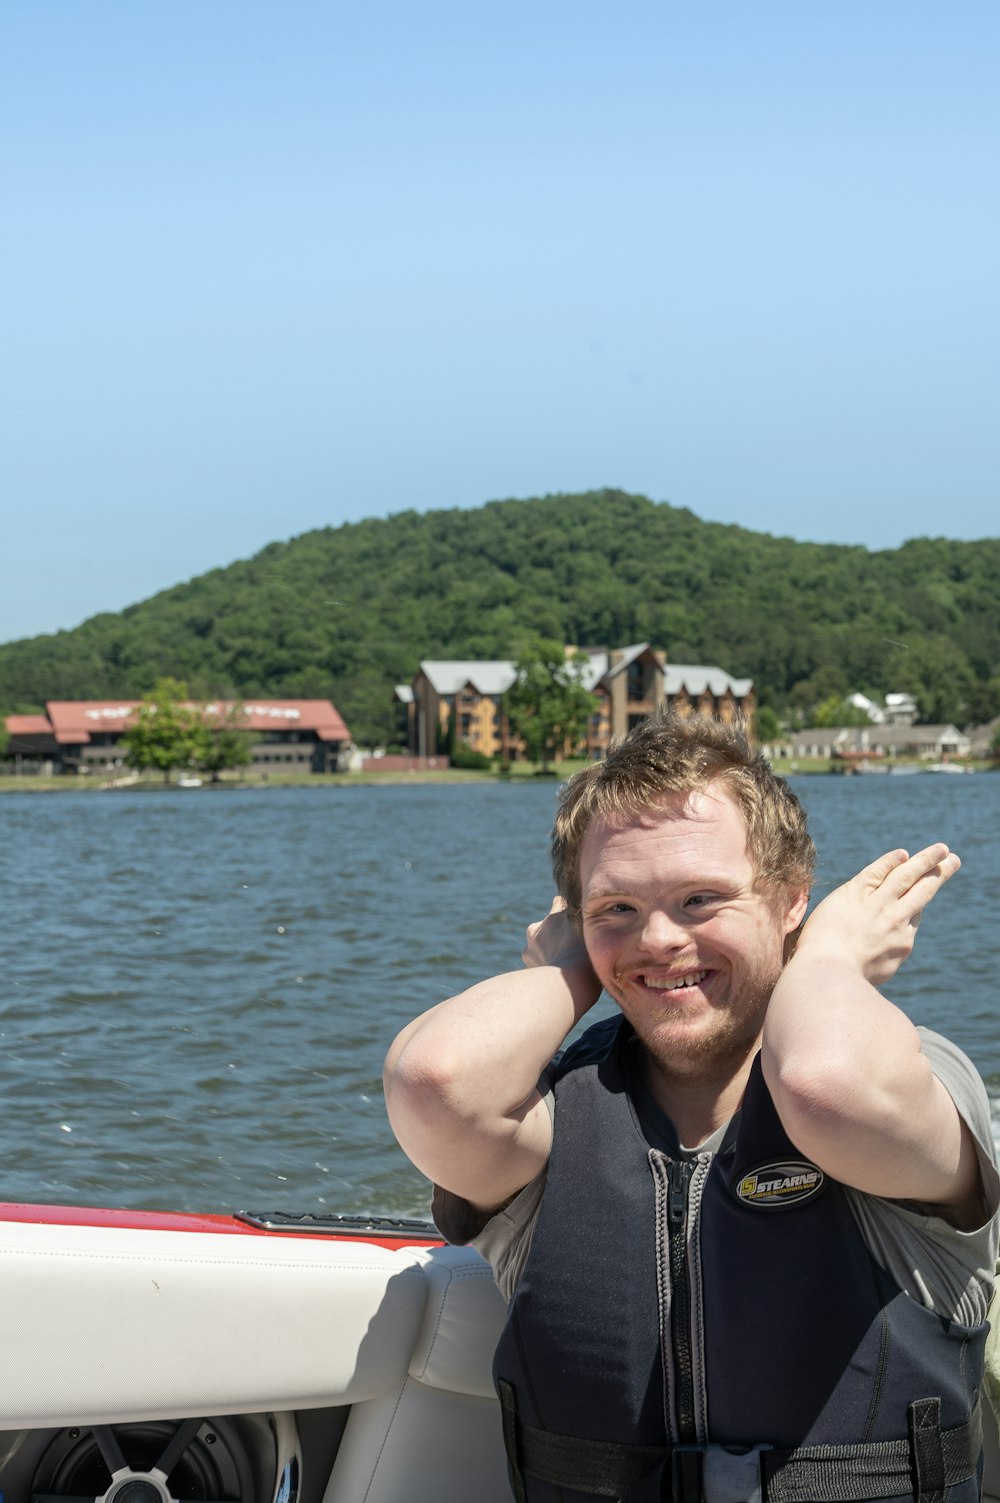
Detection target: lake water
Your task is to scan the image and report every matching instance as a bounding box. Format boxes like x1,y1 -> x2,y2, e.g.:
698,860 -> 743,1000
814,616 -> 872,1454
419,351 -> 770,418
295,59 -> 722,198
1,773 -> 997,1219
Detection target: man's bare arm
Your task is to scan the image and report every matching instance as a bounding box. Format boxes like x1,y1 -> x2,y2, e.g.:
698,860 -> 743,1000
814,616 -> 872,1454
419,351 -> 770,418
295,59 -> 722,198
762,844 -> 983,1225
384,900 -> 602,1213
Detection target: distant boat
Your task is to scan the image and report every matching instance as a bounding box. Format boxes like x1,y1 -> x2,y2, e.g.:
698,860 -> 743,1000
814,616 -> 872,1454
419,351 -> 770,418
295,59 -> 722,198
926,763 -> 972,775
177,775 -> 204,788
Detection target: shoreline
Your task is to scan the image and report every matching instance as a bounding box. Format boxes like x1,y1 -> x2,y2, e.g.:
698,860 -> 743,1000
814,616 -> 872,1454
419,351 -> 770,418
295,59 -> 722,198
0,760 -> 993,794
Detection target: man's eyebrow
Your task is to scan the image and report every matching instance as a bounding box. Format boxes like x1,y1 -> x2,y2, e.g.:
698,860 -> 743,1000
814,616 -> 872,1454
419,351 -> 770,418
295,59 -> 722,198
584,872 -> 738,900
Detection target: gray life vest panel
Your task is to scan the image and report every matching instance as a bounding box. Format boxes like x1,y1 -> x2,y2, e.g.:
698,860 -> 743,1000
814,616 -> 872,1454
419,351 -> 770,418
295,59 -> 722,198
492,1016 -> 986,1503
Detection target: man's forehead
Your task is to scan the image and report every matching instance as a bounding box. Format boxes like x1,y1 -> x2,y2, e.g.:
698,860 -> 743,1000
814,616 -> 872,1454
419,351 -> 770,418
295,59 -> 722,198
580,786 -> 749,864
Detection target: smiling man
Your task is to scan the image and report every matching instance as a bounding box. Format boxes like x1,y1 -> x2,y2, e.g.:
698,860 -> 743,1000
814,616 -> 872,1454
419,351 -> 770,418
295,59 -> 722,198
385,712 -> 999,1503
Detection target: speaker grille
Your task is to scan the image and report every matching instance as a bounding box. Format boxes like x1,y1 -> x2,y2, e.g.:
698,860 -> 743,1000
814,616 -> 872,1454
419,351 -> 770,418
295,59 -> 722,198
32,1419 -> 254,1503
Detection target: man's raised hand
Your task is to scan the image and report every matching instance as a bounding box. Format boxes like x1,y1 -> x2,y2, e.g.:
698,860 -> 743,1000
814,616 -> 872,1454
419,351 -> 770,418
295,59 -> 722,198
522,897 -> 603,1009
795,843 -> 960,986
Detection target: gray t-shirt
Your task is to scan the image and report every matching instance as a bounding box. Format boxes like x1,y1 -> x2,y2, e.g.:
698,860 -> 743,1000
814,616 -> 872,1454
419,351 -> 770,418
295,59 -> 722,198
439,1028 -> 999,1326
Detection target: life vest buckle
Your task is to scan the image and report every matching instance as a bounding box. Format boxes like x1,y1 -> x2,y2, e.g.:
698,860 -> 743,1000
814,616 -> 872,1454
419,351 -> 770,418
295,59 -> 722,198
671,1442 -> 773,1503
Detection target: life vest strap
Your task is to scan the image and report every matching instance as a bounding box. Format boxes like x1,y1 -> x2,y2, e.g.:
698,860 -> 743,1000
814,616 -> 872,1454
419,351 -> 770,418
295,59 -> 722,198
763,1400 -> 980,1503
497,1381 -> 981,1503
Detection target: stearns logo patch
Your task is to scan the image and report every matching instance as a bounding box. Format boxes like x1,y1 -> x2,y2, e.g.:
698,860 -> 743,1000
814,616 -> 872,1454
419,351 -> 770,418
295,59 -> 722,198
736,1160 -> 825,1209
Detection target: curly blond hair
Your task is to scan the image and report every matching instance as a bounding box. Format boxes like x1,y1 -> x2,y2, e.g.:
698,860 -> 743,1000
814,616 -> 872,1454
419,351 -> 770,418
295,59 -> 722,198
552,710 -> 814,924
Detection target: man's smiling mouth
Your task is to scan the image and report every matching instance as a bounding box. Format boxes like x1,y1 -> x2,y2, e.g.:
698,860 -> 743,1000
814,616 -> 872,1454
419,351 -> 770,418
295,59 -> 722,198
641,970 -> 709,992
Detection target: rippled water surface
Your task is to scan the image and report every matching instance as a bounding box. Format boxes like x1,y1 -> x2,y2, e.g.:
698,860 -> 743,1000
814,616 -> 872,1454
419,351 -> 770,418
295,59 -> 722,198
1,774 -> 997,1217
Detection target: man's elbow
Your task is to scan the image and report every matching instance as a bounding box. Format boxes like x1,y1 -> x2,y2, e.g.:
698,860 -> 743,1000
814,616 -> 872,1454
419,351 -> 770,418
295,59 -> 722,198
762,1045 -> 865,1152
384,1031 -> 475,1139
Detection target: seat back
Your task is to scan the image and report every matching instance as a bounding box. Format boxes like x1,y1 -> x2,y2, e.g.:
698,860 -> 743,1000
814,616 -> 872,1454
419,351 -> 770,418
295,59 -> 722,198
0,1216 -> 427,1427
324,1245 -> 510,1503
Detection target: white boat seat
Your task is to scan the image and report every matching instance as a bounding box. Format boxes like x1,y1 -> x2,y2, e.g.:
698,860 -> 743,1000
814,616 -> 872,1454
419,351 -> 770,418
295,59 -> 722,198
0,1217 -> 427,1427
324,1244 -> 511,1503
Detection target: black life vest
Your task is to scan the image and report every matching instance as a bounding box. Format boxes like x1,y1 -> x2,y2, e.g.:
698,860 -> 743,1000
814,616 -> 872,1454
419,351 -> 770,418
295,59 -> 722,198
493,1016 -> 986,1503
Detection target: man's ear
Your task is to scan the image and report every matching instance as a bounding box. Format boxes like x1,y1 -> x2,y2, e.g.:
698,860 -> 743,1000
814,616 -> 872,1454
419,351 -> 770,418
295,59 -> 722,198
780,889 -> 810,964
783,888 -> 810,935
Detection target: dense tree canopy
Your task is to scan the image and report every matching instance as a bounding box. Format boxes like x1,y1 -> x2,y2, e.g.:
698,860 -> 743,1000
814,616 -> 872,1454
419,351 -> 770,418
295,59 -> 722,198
1,491 -> 997,745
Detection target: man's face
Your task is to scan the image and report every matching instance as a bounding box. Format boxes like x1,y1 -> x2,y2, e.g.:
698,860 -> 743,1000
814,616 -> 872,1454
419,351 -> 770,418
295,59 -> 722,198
579,787 -> 807,1078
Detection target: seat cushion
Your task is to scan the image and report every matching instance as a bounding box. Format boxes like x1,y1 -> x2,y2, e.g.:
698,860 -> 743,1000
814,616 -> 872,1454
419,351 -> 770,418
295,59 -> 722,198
402,1245 -> 507,1399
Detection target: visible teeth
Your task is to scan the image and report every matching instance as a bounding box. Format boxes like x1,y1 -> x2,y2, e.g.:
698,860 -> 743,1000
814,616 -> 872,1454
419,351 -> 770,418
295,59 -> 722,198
645,971 -> 707,992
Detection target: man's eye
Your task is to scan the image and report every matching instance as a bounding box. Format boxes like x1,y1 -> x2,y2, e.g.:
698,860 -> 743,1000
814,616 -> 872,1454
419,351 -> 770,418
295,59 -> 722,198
685,894 -> 714,908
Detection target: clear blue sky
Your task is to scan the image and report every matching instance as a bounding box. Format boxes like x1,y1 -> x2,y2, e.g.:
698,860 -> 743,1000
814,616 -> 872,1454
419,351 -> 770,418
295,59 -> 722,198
3,1 -> 997,645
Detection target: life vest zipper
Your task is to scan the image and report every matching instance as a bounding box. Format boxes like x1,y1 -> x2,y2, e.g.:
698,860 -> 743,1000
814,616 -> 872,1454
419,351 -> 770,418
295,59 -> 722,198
668,1156 -> 697,1442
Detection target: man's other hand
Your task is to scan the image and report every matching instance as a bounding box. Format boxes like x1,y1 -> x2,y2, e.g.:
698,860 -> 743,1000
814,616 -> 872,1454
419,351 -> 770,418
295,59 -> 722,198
796,843 -> 960,986
523,898 -> 600,991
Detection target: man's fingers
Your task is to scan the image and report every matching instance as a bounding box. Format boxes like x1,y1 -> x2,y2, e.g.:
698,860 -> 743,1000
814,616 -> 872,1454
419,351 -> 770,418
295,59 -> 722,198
857,849 -> 910,892
850,844 -> 959,939
898,849 -> 961,922
883,844 -> 957,898
867,845 -> 959,931
862,844 -> 955,899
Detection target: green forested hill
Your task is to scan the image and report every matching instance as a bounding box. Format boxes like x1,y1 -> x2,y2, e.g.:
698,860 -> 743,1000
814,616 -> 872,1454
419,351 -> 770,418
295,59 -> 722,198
2,490 -> 998,744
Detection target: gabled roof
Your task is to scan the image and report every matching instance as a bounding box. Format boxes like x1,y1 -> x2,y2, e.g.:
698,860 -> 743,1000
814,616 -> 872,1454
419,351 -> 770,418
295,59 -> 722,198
415,653 -> 753,700
37,699 -> 350,745
417,661 -> 517,696
665,665 -> 754,697
791,724 -> 968,749
5,714 -> 54,735
223,700 -> 350,741
46,701 -> 134,744
888,723 -> 964,741
582,643 -> 653,685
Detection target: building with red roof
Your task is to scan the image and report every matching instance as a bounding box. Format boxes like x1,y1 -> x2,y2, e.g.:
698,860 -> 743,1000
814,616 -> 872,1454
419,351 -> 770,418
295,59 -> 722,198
3,700 -> 351,776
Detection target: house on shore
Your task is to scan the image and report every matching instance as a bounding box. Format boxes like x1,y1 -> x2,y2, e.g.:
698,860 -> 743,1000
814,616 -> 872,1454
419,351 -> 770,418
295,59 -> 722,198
770,723 -> 972,763
396,646 -> 755,762
3,699 -> 351,776
967,717 -> 1000,759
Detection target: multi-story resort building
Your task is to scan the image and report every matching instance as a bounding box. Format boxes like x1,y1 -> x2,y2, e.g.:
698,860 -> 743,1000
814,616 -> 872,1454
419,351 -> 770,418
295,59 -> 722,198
396,645 -> 755,761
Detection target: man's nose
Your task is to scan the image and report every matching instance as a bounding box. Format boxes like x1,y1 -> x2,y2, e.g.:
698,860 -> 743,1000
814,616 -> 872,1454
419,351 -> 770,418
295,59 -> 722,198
639,908 -> 686,954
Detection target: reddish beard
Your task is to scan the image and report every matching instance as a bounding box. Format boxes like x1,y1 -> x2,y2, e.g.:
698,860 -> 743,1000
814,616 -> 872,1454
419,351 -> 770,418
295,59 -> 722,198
607,955 -> 784,1080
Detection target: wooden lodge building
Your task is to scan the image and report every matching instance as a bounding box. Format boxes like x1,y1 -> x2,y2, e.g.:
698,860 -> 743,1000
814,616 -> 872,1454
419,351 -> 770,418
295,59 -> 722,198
396,645 -> 755,762
3,699 -> 351,776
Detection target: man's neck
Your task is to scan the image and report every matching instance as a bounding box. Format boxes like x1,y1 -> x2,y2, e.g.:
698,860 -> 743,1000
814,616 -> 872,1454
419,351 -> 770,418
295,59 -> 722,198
639,1042 -> 760,1149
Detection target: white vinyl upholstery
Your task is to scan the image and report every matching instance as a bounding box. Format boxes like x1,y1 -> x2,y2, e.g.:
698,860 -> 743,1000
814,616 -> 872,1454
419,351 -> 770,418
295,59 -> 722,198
0,1219 -> 427,1427
324,1245 -> 511,1503
406,1245 -> 507,1398
0,1217 -> 514,1502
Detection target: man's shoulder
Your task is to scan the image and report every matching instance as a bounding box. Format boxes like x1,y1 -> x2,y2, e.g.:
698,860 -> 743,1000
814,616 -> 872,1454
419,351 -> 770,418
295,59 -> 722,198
917,1028 -> 994,1139
552,1014 -> 622,1083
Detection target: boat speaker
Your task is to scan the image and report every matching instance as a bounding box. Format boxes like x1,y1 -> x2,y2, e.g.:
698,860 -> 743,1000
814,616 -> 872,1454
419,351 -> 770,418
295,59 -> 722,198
28,1416 -> 280,1503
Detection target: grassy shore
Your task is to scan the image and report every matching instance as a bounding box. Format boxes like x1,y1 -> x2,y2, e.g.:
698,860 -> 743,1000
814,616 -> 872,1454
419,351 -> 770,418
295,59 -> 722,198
0,760 -> 592,793
0,758 -> 992,793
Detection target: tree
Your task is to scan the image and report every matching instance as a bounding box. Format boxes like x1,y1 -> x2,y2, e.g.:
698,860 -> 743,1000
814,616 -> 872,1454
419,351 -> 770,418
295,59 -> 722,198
809,695 -> 876,729
121,677 -> 201,782
505,640 -> 598,772
194,703 -> 254,781
754,706 -> 783,744
964,678 -> 1000,726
